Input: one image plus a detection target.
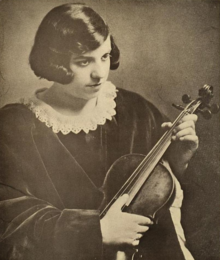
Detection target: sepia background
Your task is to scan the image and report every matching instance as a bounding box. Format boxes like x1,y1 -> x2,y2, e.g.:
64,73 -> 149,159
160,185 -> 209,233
0,0 -> 219,259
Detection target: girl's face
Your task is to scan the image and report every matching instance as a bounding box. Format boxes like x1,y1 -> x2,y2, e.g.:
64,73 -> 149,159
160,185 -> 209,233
64,35 -> 111,100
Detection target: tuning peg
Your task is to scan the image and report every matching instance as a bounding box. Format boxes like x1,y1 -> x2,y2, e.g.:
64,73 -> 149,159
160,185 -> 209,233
172,103 -> 184,111
210,104 -> 220,114
182,94 -> 191,104
198,109 -> 212,119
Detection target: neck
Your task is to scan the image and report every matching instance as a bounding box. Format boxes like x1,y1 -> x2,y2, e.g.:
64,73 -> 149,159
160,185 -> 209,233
37,83 -> 97,116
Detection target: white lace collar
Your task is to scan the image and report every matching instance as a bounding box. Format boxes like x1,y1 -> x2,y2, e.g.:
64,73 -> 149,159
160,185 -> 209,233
21,81 -> 117,135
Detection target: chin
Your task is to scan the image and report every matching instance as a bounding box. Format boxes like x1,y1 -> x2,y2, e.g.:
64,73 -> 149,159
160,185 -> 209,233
86,93 -> 100,100
84,90 -> 101,100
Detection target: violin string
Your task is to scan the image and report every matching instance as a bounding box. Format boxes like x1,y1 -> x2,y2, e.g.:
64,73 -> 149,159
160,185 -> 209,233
99,111 -> 187,216
126,108 -> 190,184
100,100 -> 201,217
122,111 -> 188,197
123,100 -> 202,199
126,100 -> 201,184
100,110 -> 188,217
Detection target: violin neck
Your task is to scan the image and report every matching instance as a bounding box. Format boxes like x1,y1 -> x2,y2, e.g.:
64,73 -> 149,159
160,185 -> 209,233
100,102 -> 198,216
146,110 -> 188,163
148,99 -> 201,163
124,109 -> 189,207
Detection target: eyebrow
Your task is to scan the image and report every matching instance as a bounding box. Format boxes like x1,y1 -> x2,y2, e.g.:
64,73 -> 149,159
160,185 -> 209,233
73,56 -> 92,60
72,50 -> 112,60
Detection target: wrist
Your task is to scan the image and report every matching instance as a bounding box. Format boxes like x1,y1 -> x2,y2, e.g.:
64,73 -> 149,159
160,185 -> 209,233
170,160 -> 189,176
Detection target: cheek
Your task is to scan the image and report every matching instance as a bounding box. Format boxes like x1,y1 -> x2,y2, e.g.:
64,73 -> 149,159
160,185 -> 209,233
104,61 -> 111,75
71,68 -> 90,82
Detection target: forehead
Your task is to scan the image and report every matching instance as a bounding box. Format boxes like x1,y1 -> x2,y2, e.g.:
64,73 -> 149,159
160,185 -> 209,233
71,35 -> 111,59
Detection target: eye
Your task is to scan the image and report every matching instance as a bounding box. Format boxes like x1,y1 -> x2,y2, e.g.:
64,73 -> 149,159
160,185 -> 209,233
102,53 -> 111,61
76,60 -> 90,67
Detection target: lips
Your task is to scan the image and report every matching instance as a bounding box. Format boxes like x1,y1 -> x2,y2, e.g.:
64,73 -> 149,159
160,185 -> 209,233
86,83 -> 102,87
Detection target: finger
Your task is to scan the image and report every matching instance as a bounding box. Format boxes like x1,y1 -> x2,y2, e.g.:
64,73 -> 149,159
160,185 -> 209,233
131,215 -> 153,225
172,128 -> 196,141
136,233 -> 143,240
161,122 -> 172,129
132,239 -> 140,247
130,233 -> 144,247
176,134 -> 199,144
178,114 -> 198,125
173,120 -> 196,133
111,194 -> 129,211
173,128 -> 196,141
137,225 -> 150,233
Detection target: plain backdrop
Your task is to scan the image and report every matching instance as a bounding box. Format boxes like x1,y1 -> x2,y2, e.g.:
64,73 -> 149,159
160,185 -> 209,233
0,0 -> 219,259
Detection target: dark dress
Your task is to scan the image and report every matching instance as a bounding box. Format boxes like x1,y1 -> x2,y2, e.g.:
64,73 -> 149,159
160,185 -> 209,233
0,88 -> 185,260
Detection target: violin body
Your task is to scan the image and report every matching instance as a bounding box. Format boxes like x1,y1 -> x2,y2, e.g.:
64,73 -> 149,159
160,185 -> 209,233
100,154 -> 176,260
101,154 -> 175,222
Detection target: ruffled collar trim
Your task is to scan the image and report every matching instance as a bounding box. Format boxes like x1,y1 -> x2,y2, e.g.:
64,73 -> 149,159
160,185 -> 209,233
21,81 -> 118,135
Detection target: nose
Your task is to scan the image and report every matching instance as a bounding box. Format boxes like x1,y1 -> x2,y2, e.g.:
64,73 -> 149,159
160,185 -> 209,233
91,62 -> 106,80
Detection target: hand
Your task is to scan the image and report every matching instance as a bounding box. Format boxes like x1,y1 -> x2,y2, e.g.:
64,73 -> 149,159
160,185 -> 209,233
100,194 -> 153,247
162,114 -> 199,175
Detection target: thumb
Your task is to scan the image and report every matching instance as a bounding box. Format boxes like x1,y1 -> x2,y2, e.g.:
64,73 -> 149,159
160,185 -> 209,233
111,194 -> 129,211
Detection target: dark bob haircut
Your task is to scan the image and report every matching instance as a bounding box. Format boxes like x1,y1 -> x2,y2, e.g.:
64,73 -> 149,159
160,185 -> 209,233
29,3 -> 120,84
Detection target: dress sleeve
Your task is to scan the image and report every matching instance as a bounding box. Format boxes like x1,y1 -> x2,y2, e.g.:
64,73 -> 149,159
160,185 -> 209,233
0,107 -> 103,260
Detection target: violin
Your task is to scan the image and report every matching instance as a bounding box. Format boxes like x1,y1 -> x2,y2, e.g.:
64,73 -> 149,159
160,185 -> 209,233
99,85 -> 219,259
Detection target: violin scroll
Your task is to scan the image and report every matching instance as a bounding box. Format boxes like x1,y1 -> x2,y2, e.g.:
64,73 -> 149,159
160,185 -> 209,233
173,84 -> 219,119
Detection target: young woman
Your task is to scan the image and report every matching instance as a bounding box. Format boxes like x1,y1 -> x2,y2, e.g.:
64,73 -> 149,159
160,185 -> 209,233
0,3 -> 198,260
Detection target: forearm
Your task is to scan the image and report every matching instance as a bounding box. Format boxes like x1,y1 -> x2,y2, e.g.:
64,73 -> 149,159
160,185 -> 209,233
54,209 -> 102,259
168,156 -> 189,177
0,143 -> 103,260
0,191 -> 103,260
